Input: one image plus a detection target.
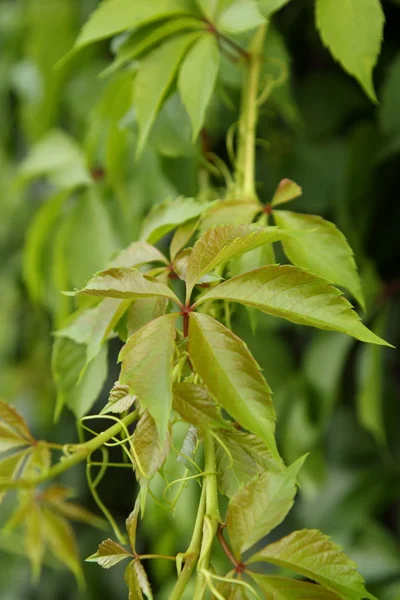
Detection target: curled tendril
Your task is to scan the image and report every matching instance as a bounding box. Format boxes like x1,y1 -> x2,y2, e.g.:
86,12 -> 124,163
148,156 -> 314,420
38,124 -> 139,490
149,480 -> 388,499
162,472 -> 209,502
257,57 -> 288,108
201,569 -> 262,600
211,431 -> 234,469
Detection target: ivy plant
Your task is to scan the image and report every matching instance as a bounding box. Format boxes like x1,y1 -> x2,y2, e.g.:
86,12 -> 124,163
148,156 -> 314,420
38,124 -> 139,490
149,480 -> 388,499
0,1 -> 391,599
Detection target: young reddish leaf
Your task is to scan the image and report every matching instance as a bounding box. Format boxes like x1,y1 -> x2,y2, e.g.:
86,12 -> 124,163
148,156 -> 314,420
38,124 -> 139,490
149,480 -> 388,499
178,33 -> 220,140
197,265 -> 391,346
185,224 -> 289,295
271,179 -> 302,207
140,197 -> 214,245
132,411 -> 171,482
109,241 -> 168,268
134,32 -> 202,154
248,529 -> 377,600
102,382 -> 136,415
188,313 -> 280,460
226,456 -> 306,558
173,382 -> 229,429
250,574 -> 342,599
119,314 -> 178,441
274,210 -> 365,309
215,430 -> 282,498
69,267 -> 180,305
87,539 -> 133,569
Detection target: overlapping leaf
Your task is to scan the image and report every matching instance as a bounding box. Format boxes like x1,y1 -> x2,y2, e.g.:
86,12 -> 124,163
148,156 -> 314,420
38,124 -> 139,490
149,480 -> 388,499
69,267 -> 180,305
226,456 -> 306,557
248,529 -> 376,600
188,313 -> 279,459
173,382 -> 228,429
109,241 -> 168,269
197,265 -> 390,345
274,210 -> 365,308
250,574 -> 342,599
119,315 -> 177,440
131,411 -> 171,482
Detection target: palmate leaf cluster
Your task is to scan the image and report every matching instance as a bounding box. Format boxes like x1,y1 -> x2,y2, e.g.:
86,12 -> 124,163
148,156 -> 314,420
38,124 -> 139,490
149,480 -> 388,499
0,0 -> 399,599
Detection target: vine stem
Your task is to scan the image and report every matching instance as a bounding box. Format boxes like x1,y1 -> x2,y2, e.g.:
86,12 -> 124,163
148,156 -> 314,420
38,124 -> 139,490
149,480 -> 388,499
0,411 -> 139,489
236,23 -> 267,202
168,484 -> 206,600
193,431 -> 220,599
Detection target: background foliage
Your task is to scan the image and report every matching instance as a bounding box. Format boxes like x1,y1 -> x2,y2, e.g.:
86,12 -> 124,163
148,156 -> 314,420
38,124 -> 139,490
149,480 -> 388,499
0,0 -> 399,598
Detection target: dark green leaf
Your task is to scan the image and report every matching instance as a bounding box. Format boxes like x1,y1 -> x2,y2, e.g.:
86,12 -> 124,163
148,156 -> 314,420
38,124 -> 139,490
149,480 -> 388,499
250,574 -> 342,599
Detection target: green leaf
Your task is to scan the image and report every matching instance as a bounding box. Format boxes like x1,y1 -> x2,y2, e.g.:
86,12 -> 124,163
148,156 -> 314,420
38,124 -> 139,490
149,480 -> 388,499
259,0 -> 292,17
140,197 -> 214,244
250,575 -> 342,599
218,0 -> 266,33
70,267 -> 180,305
133,560 -> 153,600
71,0 -> 194,52
19,130 -> 91,189
197,265 -> 391,346
87,539 -> 133,568
270,179 -> 302,208
248,529 -> 376,600
119,314 -> 178,440
188,313 -> 279,460
170,218 -> 199,260
177,425 -> 199,475
42,508 -> 83,584
102,382 -> 136,415
23,190 -> 69,303
356,311 -> 387,445
134,32 -> 201,154
109,242 -> 168,268
126,296 -> 168,337
125,560 -> 153,600
42,485 -> 105,529
0,400 -> 34,451
273,210 -> 365,309
173,382 -> 228,429
178,33 -> 220,139
52,337 -> 108,419
185,224 -> 290,295
200,200 -> 261,232
315,0 -> 384,102
226,456 -> 306,558
25,504 -> 46,582
379,54 -> 400,137
132,410 -> 171,481
215,430 -> 281,498
126,500 -> 140,553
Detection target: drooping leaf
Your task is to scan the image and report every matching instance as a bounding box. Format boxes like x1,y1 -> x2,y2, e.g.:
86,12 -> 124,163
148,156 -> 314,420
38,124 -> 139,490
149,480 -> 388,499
188,313 -> 279,459
215,430 -> 281,498
134,32 -> 201,154
87,539 -> 133,569
315,0 -> 384,102
109,241 -> 168,269
125,560 -> 144,600
197,266 -> 390,346
140,197 -> 214,244
42,508 -> 83,584
250,574 -> 342,599
217,0 -> 266,33
133,560 -> 153,600
126,499 -> 140,553
270,179 -> 302,208
185,224 -> 290,295
119,314 -> 178,440
259,0 -> 292,17
102,382 -> 136,415
131,411 -> 171,481
356,311 -> 387,445
25,504 -> 46,582
70,0 -> 194,53
273,210 -> 365,308
178,33 -> 220,139
173,382 -> 228,429
248,529 -> 376,600
70,267 -> 180,305
226,456 -> 306,558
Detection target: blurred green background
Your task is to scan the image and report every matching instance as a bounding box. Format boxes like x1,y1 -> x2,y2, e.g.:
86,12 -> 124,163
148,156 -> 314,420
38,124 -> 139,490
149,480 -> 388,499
0,0 -> 399,598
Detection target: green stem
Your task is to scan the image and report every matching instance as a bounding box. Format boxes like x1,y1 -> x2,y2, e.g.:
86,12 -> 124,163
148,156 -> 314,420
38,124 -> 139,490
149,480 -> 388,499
236,24 -> 267,202
169,484 -> 206,600
0,411 -> 139,489
193,431 -> 220,599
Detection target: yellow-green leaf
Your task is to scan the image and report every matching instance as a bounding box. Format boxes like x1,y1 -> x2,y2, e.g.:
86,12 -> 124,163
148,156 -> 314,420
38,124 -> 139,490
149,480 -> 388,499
109,242 -> 168,268
274,210 -> 365,309
248,529 -> 377,600
270,179 -> 302,207
226,456 -> 306,558
188,313 -> 279,460
132,411 -> 171,482
197,265 -> 391,346
119,314 -> 178,441
70,267 -> 180,305
87,539 -> 133,569
173,382 -> 228,429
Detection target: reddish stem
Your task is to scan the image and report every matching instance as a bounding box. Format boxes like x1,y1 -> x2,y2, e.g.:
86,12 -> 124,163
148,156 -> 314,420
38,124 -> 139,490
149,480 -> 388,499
217,526 -> 246,573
